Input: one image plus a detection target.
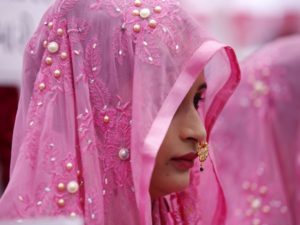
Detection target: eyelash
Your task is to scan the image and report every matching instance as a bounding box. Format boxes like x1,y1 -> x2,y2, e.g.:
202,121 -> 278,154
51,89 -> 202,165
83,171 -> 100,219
193,92 -> 205,109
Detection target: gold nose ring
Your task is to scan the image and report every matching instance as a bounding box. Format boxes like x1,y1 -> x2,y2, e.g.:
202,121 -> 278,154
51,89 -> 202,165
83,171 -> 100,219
196,141 -> 209,172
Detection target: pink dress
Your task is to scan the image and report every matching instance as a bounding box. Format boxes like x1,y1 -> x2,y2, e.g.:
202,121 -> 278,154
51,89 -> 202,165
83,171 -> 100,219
212,35 -> 300,225
0,0 -> 240,224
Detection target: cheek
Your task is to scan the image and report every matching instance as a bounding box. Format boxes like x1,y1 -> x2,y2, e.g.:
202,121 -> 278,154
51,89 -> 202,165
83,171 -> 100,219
149,132 -> 176,193
150,120 -> 191,197
154,146 -> 173,179
157,123 -> 183,169
156,129 -> 175,164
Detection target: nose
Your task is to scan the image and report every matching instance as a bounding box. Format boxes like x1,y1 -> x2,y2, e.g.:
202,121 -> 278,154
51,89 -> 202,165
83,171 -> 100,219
179,108 -> 207,143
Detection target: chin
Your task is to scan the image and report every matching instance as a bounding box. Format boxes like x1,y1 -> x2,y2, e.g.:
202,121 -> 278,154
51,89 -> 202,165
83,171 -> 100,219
152,172 -> 190,198
169,172 -> 190,192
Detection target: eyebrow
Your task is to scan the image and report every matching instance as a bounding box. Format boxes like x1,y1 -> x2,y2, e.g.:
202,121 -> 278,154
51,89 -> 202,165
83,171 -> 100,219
198,82 -> 207,91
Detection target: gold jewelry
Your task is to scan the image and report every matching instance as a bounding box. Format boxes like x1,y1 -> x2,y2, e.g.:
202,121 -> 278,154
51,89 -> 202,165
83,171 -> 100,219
196,141 -> 209,172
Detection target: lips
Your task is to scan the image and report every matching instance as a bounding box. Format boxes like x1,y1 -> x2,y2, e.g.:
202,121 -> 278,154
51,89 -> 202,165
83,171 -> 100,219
172,152 -> 198,161
171,152 -> 198,170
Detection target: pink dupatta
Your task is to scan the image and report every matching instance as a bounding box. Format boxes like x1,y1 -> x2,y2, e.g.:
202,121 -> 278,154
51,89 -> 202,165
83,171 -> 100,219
0,0 -> 240,224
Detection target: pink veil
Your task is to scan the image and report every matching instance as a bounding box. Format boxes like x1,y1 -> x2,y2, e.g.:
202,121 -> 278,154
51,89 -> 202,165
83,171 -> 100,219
0,0 -> 240,224
211,35 -> 300,225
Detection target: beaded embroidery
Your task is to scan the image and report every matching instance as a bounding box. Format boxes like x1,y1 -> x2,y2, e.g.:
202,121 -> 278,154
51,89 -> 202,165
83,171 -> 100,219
91,0 -> 183,65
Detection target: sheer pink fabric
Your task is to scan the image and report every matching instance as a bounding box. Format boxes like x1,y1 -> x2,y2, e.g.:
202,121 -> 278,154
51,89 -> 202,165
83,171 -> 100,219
211,35 -> 300,225
0,0 -> 240,224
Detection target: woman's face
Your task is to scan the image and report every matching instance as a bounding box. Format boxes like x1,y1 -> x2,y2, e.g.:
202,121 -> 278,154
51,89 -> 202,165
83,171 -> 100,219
150,73 -> 207,199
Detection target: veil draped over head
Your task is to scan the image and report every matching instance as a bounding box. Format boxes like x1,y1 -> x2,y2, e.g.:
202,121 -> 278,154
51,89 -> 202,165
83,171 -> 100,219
212,35 -> 300,225
0,0 -> 240,224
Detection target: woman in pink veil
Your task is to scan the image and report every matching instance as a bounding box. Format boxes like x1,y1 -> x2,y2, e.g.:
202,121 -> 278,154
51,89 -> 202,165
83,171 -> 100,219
0,0 -> 240,224
211,35 -> 300,225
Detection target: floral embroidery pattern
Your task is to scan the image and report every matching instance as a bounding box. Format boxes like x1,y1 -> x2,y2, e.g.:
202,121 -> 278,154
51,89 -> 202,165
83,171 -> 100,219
17,4 -> 86,214
84,190 -> 103,222
42,143 -> 59,174
67,18 -> 90,43
16,157 -> 82,217
97,102 -> 132,186
77,109 -> 96,153
84,40 -> 133,188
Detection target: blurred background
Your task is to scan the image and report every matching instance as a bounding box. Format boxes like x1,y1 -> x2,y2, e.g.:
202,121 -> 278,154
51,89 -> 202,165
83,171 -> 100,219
0,0 -> 300,194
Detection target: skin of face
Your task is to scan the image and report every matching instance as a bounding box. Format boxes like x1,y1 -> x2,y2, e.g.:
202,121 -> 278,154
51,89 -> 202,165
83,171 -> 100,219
149,73 -> 207,200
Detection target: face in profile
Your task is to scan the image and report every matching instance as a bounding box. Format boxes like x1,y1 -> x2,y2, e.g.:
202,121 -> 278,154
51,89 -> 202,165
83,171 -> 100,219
150,73 -> 207,200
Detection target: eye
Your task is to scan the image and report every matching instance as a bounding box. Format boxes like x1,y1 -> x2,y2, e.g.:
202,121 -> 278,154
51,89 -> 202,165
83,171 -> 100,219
193,92 -> 205,109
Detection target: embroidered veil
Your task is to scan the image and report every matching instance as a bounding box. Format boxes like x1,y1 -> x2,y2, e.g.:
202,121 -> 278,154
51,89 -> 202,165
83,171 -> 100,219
0,0 -> 240,224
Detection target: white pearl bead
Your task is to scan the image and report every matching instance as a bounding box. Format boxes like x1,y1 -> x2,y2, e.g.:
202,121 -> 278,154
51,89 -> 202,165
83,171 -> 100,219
67,181 -> 79,194
148,19 -> 157,28
47,41 -> 59,54
57,198 -> 65,207
57,28 -> 64,36
48,22 -> 53,29
45,57 -> 52,65
60,52 -> 68,60
57,182 -> 65,191
139,8 -> 151,19
134,0 -> 142,7
39,82 -> 46,90
251,198 -> 262,209
154,6 -> 162,13
133,24 -> 141,33
66,162 -> 73,170
43,40 -> 48,48
103,115 -> 110,123
132,9 -> 140,16
54,69 -> 61,78
118,148 -> 130,160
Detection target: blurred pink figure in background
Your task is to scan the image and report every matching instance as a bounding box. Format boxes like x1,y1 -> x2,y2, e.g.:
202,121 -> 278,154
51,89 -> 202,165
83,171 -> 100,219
212,35 -> 300,225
